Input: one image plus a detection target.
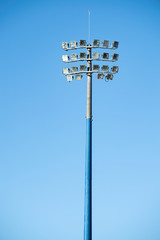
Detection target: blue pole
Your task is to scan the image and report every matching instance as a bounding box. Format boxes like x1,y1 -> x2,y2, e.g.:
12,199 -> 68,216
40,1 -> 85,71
84,46 -> 92,240
84,118 -> 92,240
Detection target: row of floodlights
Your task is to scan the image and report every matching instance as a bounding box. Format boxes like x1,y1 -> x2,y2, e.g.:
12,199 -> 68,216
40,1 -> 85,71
66,73 -> 114,82
63,65 -> 119,74
62,52 -> 119,61
62,40 -> 119,49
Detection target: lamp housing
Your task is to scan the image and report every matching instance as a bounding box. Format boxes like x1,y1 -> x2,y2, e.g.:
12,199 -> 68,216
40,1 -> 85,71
93,65 -> 99,71
75,75 -> 83,80
79,40 -> 86,46
102,40 -> 109,47
92,52 -> 100,59
97,73 -> 104,79
71,66 -> 78,73
70,41 -> 77,48
67,75 -> 73,82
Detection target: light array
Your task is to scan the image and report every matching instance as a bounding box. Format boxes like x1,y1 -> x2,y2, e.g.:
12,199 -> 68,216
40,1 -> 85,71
62,39 -> 119,81
62,39 -> 119,50
62,52 -> 119,62
62,65 -> 118,74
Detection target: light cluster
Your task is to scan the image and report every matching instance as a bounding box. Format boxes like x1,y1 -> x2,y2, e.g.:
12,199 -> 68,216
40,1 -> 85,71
65,73 -> 115,82
62,39 -> 119,82
62,65 -> 118,74
62,52 -> 119,62
62,40 -> 119,50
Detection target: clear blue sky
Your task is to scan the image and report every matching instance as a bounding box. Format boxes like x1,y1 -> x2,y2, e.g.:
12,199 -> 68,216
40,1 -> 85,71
0,0 -> 160,239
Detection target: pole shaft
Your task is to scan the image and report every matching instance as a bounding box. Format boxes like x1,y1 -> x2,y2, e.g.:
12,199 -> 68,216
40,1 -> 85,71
84,47 -> 92,240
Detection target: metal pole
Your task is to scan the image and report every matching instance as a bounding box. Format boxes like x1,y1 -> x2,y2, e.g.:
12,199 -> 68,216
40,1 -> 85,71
84,46 -> 92,240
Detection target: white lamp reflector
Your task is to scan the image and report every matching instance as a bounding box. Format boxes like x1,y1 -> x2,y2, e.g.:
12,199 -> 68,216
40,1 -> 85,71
79,65 -> 86,71
70,41 -> 77,48
62,68 -> 70,74
71,66 -> 78,72
62,42 -> 69,49
62,55 -> 69,62
102,53 -> 109,59
112,53 -> 119,61
92,52 -> 99,59
93,39 -> 100,46
101,65 -> 109,72
79,40 -> 86,46
79,52 -> 86,58
71,54 -> 78,60
67,75 -> 73,82
75,74 -> 83,80
102,40 -> 109,47
106,74 -> 113,80
111,41 -> 119,49
93,65 -> 99,71
111,66 -> 119,73
97,73 -> 104,79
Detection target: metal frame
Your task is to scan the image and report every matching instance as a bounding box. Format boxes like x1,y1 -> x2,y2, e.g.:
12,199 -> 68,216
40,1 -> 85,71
63,71 -> 116,75
63,46 -> 117,51
62,40 -> 119,240
63,58 -> 116,63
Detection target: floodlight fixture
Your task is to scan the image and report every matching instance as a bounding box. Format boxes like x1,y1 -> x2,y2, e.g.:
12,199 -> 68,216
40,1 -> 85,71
93,65 -> 99,71
62,42 -> 69,49
93,39 -> 100,46
67,75 -> 73,82
79,52 -> 86,59
71,54 -> 78,60
71,66 -> 78,73
79,40 -> 86,46
102,53 -> 109,59
79,65 -> 87,71
111,41 -> 119,49
92,52 -> 100,59
106,73 -> 113,80
62,68 -> 70,74
102,40 -> 109,47
111,66 -> 119,73
97,73 -> 104,79
70,41 -> 77,48
112,53 -> 119,61
62,55 -> 69,62
101,65 -> 109,72
75,74 -> 83,80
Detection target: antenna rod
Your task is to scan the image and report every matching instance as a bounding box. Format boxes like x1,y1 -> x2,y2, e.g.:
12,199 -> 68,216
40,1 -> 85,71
88,10 -> 90,44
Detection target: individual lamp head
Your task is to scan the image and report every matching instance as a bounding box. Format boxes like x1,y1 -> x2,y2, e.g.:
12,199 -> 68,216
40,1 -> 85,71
79,65 -> 86,71
97,73 -> 104,79
62,68 -> 70,74
62,55 -> 69,62
70,54 -> 78,60
106,73 -> 113,80
102,52 -> 109,59
67,75 -> 73,82
92,52 -> 100,59
62,42 -> 69,49
93,65 -> 99,71
70,41 -> 77,48
75,74 -> 83,80
111,41 -> 119,49
102,40 -> 109,47
111,66 -> 119,73
79,40 -> 86,46
71,66 -> 78,72
93,39 -> 100,46
79,52 -> 86,58
111,53 -> 119,61
101,65 -> 109,72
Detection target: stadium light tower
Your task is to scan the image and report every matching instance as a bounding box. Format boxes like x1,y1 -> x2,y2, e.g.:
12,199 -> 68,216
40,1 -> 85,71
62,38 -> 119,240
